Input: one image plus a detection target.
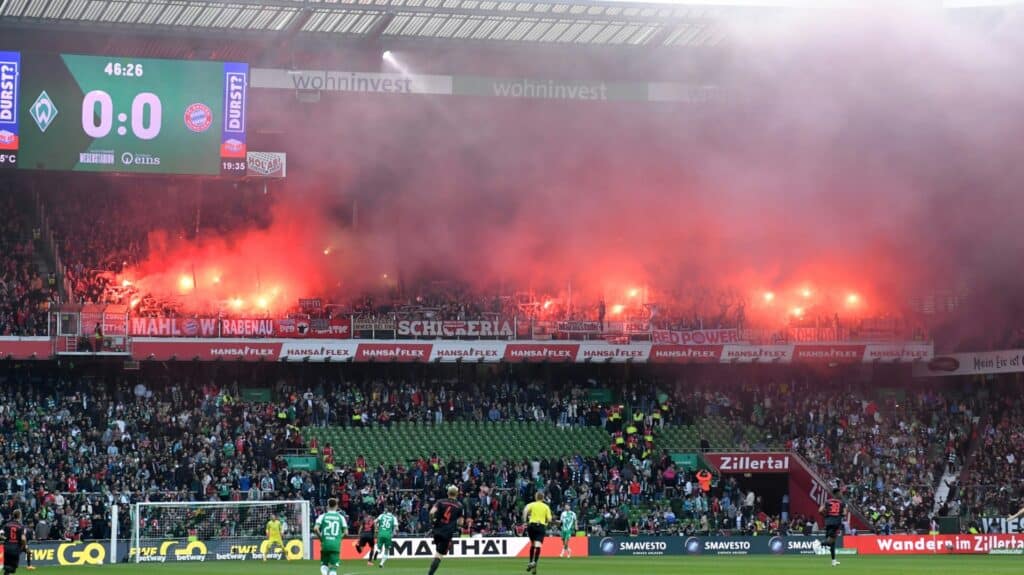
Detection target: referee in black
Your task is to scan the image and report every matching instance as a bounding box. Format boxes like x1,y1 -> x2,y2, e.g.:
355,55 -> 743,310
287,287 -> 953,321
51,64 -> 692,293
522,492 -> 552,574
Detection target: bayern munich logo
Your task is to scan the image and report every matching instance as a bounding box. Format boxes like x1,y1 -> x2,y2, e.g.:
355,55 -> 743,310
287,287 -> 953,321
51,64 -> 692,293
184,103 -> 213,132
182,318 -> 199,336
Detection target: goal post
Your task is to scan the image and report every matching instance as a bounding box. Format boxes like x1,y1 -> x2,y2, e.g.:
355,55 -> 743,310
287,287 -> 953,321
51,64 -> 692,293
131,500 -> 311,563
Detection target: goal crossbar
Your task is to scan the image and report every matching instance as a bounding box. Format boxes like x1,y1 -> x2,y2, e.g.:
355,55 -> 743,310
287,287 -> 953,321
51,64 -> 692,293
131,500 -> 311,563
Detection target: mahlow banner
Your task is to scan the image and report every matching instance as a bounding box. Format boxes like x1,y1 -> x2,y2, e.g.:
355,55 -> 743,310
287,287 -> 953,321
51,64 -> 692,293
131,317 -> 220,337
129,317 -> 350,338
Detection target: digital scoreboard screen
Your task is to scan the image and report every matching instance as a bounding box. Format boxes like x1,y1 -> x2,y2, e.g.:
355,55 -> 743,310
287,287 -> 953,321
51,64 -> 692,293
0,52 -> 248,176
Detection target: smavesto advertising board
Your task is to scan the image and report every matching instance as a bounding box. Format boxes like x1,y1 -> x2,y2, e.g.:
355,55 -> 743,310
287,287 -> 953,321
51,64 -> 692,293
588,536 -> 834,556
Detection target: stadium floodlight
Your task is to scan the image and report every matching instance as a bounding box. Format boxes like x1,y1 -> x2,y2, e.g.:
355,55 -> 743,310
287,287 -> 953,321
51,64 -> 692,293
131,500 -> 311,563
382,51 -> 410,75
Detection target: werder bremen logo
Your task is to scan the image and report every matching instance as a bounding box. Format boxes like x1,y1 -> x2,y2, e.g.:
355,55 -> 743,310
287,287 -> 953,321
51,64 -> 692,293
30,90 -> 58,132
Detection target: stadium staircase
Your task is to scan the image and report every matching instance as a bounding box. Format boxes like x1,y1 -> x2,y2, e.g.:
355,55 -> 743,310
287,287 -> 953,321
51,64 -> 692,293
933,466 -> 959,515
658,417 -> 772,450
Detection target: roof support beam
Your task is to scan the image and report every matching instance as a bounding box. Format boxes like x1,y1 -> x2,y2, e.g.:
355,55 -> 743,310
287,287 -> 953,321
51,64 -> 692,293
366,10 -> 394,39
254,6 -> 311,67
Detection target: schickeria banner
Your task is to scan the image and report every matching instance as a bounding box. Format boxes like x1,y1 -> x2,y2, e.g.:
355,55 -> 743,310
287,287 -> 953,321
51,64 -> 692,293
588,535 -> 841,556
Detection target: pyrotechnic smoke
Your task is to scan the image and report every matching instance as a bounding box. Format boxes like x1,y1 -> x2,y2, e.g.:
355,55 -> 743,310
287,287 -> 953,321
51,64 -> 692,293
123,3 -> 1024,344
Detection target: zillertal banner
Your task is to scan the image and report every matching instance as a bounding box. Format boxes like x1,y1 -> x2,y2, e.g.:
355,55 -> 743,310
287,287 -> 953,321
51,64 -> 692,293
843,534 -> 1024,555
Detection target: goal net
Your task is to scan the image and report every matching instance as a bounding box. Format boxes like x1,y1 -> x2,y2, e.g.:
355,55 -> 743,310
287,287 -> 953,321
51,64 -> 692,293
131,500 -> 310,563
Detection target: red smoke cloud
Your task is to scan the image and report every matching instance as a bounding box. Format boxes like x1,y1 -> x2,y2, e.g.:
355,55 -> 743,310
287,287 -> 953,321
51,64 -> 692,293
120,5 -> 1024,344
122,200 -> 334,316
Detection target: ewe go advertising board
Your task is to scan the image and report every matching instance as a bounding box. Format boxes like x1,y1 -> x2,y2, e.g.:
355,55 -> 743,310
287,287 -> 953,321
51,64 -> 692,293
6,52 -> 247,175
24,538 -> 304,566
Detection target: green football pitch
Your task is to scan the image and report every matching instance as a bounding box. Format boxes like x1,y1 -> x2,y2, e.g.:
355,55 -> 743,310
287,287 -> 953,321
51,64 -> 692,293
30,556 -> 1024,575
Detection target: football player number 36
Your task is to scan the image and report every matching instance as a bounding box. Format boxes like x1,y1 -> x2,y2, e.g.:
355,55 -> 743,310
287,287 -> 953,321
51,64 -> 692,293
82,90 -> 162,141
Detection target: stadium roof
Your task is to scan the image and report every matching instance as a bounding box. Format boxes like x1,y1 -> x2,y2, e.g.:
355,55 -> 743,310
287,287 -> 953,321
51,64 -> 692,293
0,0 -> 1017,48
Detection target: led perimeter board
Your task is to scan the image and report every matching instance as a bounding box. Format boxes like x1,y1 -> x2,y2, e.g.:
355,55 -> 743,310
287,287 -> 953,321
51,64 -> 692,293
0,52 -> 248,175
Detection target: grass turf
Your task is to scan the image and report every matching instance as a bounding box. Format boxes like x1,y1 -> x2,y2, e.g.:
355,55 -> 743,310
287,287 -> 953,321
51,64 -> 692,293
26,556 -> 1024,575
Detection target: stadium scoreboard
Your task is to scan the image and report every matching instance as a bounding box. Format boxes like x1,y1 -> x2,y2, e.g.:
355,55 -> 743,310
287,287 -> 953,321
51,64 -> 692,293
0,51 -> 248,176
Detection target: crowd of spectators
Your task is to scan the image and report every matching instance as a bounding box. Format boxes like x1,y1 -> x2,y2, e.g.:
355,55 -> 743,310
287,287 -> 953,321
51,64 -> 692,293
732,380 -> 973,533
0,367 -> 801,544
955,387 -> 1024,519
0,195 -> 55,336
0,372 -> 308,542
0,361 -> 1015,548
